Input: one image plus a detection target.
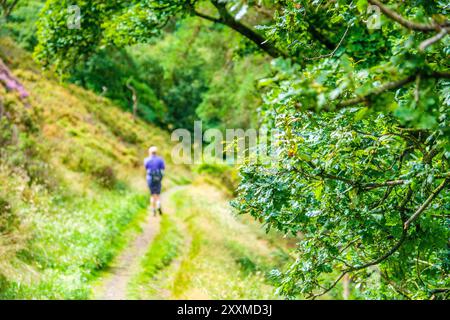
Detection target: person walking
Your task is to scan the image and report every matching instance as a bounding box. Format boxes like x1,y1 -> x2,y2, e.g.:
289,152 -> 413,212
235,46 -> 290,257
144,146 -> 165,216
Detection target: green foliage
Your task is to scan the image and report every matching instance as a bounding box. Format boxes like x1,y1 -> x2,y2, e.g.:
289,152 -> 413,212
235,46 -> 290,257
163,63 -> 209,129
0,0 -> 44,50
35,0 -> 128,70
69,48 -> 167,124
35,1 -> 273,130
34,0 -> 281,68
233,1 -> 450,299
234,110 -> 449,299
197,54 -> 269,130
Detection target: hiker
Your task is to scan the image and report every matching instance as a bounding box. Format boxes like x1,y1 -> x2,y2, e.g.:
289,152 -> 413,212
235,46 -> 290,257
144,146 -> 165,216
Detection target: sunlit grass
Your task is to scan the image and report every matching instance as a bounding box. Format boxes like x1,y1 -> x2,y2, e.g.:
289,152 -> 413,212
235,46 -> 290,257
136,185 -> 290,300
0,189 -> 148,299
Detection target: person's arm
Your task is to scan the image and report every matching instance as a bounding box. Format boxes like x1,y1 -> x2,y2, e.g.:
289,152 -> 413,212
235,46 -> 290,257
160,159 -> 165,176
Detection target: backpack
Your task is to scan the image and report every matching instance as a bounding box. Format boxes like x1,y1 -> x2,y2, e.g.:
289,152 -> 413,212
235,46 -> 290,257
150,169 -> 163,183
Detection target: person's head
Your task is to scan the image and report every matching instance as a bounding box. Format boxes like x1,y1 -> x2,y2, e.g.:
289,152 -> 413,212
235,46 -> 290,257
149,146 -> 158,156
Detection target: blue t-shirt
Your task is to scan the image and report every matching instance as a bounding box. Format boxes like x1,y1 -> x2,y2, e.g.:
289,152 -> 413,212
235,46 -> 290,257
144,156 -> 165,180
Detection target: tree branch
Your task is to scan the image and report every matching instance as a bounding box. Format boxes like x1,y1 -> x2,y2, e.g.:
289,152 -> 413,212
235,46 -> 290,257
309,272 -> 347,299
209,0 -> 287,58
298,161 -> 420,192
380,271 -> 412,299
404,178 -> 449,229
0,98 -> 4,121
305,25 -> 350,60
309,226 -> 408,299
354,228 -> 408,271
126,79 -> 138,121
336,71 -> 450,109
193,10 -> 221,24
308,185 -> 416,299
419,27 -> 449,51
337,74 -> 416,108
367,0 -> 445,32
363,180 -> 405,190
0,0 -> 19,18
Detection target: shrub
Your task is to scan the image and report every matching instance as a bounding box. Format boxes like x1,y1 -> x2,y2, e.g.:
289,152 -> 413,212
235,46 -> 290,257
195,162 -> 239,196
93,165 -> 118,189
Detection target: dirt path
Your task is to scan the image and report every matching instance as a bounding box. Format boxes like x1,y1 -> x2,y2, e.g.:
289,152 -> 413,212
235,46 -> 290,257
93,188 -> 181,300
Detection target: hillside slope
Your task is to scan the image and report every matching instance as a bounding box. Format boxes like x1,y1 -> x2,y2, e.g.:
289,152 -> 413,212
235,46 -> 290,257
0,37 -> 190,299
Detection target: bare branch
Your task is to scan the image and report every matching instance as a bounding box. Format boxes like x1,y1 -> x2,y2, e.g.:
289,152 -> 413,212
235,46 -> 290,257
0,98 -> 4,121
0,0 -> 19,18
305,25 -> 350,60
414,74 -> 421,103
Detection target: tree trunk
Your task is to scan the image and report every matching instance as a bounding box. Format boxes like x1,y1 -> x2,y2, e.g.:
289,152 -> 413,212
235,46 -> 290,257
126,81 -> 138,121
1,0 -> 20,19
